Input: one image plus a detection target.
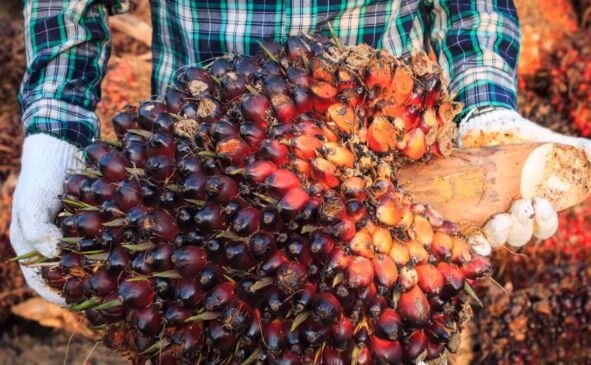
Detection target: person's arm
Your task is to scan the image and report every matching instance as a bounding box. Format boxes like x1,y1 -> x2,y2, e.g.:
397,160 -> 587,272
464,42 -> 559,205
428,0 -> 520,117
11,0 -> 125,304
427,1 -> 590,253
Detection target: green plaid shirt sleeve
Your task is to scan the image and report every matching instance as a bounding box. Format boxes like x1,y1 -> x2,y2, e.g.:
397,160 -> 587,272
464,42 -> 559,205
21,0 -> 520,148
19,0 -> 118,148
428,0 -> 520,119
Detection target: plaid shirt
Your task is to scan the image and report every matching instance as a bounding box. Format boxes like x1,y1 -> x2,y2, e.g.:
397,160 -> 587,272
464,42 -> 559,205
20,0 -> 521,148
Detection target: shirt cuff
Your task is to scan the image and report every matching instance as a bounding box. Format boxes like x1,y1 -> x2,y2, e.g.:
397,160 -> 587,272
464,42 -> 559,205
449,65 -> 518,122
22,99 -> 100,148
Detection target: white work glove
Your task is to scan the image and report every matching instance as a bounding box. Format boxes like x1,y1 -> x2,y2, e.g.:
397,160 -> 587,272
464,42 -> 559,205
457,108 -> 591,255
10,134 -> 83,305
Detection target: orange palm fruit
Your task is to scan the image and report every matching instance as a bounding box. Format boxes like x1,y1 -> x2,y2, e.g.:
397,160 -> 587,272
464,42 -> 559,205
412,215 -> 434,245
327,103 -> 357,134
451,236 -> 472,265
349,231 -> 374,258
367,115 -> 398,153
398,128 -> 426,160
431,232 -> 453,260
372,227 -> 393,254
322,142 -> 355,168
388,242 -> 410,266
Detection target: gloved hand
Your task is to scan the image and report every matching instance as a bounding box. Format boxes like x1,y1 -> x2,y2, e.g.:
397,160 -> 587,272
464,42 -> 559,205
457,108 -> 591,255
10,134 -> 83,305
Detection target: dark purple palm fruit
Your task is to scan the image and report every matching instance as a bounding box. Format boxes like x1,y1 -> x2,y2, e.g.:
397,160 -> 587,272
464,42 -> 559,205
172,246 -> 207,278
114,179 -> 142,211
175,279 -> 206,307
164,85 -> 189,114
204,281 -> 235,311
138,100 -> 166,130
111,106 -> 139,137
85,141 -> 111,165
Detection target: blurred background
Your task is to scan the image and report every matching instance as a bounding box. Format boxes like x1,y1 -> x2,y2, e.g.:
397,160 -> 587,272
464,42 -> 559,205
0,0 -> 590,364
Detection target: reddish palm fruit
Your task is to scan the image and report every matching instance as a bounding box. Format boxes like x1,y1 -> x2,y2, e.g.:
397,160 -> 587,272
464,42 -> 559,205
289,135 -> 322,160
62,277 -> 85,302
118,280 -> 155,308
398,128 -> 427,160
263,319 -> 286,354
280,66 -> 307,86
175,279 -> 206,307
425,341 -> 446,361
367,115 -> 398,153
330,314 -> 354,348
330,216 -> 356,241
177,155 -> 202,176
225,241 -> 256,269
146,243 -> 174,271
431,232 -> 453,260
398,286 -> 430,327
134,307 -> 163,336
312,292 -> 342,324
260,248 -> 289,275
310,231 -> 335,256
204,282 -> 235,311
114,179 -> 142,211
194,204 -> 228,231
78,179 -> 95,204
292,282 -> 317,314
147,133 -> 175,158
375,196 -> 403,226
326,103 -> 356,134
181,172 -> 207,199
375,307 -> 403,340
325,247 -> 350,275
63,174 -> 87,197
275,261 -> 307,296
350,227 -> 374,256
277,187 -> 310,216
451,236 -> 472,264
416,263 -> 445,297
140,211 -> 179,241
154,114 -> 174,134
265,169 -> 300,196
172,246 -> 206,278
371,336 -> 403,364
247,232 -> 276,260
270,94 -> 298,124
75,211 -> 102,237
164,302 -> 193,325
220,72 -> 247,100
404,330 -> 428,362
138,101 -> 166,130
302,318 -> 329,346
216,137 -> 252,165
145,155 -> 175,181
243,160 -> 277,184
461,255 -> 492,279
206,320 -> 236,354
88,269 -> 117,297
437,262 -> 465,297
260,138 -> 289,166
112,107 -> 140,137
204,175 -> 239,203
347,256 -> 374,288
372,254 -> 398,288
85,141 -> 112,164
231,206 -> 260,235
286,36 -> 311,60
398,266 -> 418,291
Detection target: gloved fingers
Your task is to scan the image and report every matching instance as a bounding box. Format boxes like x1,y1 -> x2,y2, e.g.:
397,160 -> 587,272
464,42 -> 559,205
17,206 -> 61,258
532,197 -> 559,239
469,197 -> 558,254
9,211 -> 36,257
19,264 -> 66,306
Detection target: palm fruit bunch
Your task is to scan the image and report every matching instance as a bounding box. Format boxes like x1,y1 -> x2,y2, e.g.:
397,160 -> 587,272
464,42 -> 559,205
36,34 -> 491,364
471,204 -> 591,364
